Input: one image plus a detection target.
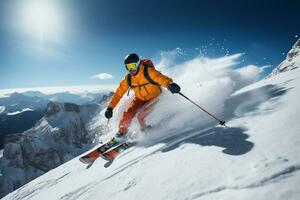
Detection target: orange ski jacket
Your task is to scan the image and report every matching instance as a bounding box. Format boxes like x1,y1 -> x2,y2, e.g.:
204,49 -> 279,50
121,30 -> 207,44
108,65 -> 173,109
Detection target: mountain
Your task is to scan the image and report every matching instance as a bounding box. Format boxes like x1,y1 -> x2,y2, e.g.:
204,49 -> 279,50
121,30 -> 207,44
0,110 -> 44,149
21,91 -> 46,98
2,42 -> 300,199
0,103 -> 98,197
0,92 -> 49,114
0,91 -> 113,113
0,91 -> 113,149
0,91 -> 113,198
268,39 -> 300,77
45,92 -> 96,105
0,93 -> 48,149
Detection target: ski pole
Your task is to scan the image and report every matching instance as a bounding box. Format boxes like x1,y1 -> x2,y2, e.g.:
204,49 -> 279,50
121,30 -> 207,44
178,92 -> 226,126
104,119 -> 110,134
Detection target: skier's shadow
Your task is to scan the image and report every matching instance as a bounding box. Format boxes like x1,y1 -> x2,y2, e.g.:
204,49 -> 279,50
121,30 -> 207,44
147,84 -> 292,156
223,84 -> 292,120
158,126 -> 253,156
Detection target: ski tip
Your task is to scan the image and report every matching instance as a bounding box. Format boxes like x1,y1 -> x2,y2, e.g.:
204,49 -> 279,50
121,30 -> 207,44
79,156 -> 94,165
104,160 -> 114,168
79,157 -> 88,164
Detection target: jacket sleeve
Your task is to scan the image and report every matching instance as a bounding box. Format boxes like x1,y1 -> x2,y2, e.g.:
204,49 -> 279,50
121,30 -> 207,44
108,77 -> 129,109
148,67 -> 173,88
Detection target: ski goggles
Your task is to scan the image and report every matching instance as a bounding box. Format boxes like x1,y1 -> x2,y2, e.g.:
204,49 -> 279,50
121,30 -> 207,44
126,62 -> 138,71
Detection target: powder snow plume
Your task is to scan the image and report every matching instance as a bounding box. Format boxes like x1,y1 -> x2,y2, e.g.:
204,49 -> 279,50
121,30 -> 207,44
99,50 -> 265,142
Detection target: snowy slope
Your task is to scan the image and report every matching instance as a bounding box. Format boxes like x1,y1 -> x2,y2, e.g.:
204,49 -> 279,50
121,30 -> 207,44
3,43 -> 300,200
3,68 -> 300,200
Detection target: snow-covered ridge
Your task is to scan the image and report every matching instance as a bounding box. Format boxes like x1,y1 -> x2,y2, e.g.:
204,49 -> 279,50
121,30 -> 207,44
0,106 -> 5,114
268,39 -> 300,78
6,108 -> 34,116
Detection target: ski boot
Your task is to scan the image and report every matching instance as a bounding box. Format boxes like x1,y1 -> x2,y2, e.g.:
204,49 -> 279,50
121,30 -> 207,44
113,132 -> 127,143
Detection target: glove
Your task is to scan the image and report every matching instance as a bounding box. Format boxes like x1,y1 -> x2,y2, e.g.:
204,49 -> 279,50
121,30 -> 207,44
168,83 -> 181,94
105,107 -> 113,119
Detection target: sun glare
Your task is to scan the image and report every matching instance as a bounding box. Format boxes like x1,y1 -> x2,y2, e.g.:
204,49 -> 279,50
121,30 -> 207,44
20,1 -> 63,43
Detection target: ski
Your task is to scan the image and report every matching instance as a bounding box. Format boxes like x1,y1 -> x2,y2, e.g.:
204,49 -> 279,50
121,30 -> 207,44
101,141 -> 136,161
101,141 -> 136,168
79,137 -> 118,165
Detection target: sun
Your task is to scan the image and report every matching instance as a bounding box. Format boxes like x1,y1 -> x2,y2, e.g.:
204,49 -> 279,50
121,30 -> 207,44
20,1 -> 63,43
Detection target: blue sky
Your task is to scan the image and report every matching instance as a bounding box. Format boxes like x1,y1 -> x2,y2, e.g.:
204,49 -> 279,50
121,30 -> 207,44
0,0 -> 299,90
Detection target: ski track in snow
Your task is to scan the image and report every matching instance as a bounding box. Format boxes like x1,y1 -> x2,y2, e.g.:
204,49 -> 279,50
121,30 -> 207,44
59,128 -> 218,200
190,165 -> 300,199
9,172 -> 72,200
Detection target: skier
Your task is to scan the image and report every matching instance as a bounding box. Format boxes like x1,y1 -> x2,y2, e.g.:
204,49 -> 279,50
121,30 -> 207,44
79,53 -> 226,164
104,53 -> 181,141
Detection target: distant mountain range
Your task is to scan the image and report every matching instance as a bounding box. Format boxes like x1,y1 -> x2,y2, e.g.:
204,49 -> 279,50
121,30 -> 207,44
0,91 -> 113,149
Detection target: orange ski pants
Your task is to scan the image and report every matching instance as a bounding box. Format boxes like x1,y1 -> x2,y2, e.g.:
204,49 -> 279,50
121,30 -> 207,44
119,97 -> 158,135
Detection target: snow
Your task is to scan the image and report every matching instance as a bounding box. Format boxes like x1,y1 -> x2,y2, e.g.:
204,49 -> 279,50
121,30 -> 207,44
0,106 -> 5,114
3,49 -> 300,199
6,108 -> 34,116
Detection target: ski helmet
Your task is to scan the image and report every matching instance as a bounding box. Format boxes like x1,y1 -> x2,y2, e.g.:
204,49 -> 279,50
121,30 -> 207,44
124,53 -> 139,65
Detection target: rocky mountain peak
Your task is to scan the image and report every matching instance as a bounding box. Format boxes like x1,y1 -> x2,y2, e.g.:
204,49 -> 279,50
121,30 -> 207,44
287,39 -> 300,61
45,102 -> 80,117
268,39 -> 300,78
45,102 -> 61,117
